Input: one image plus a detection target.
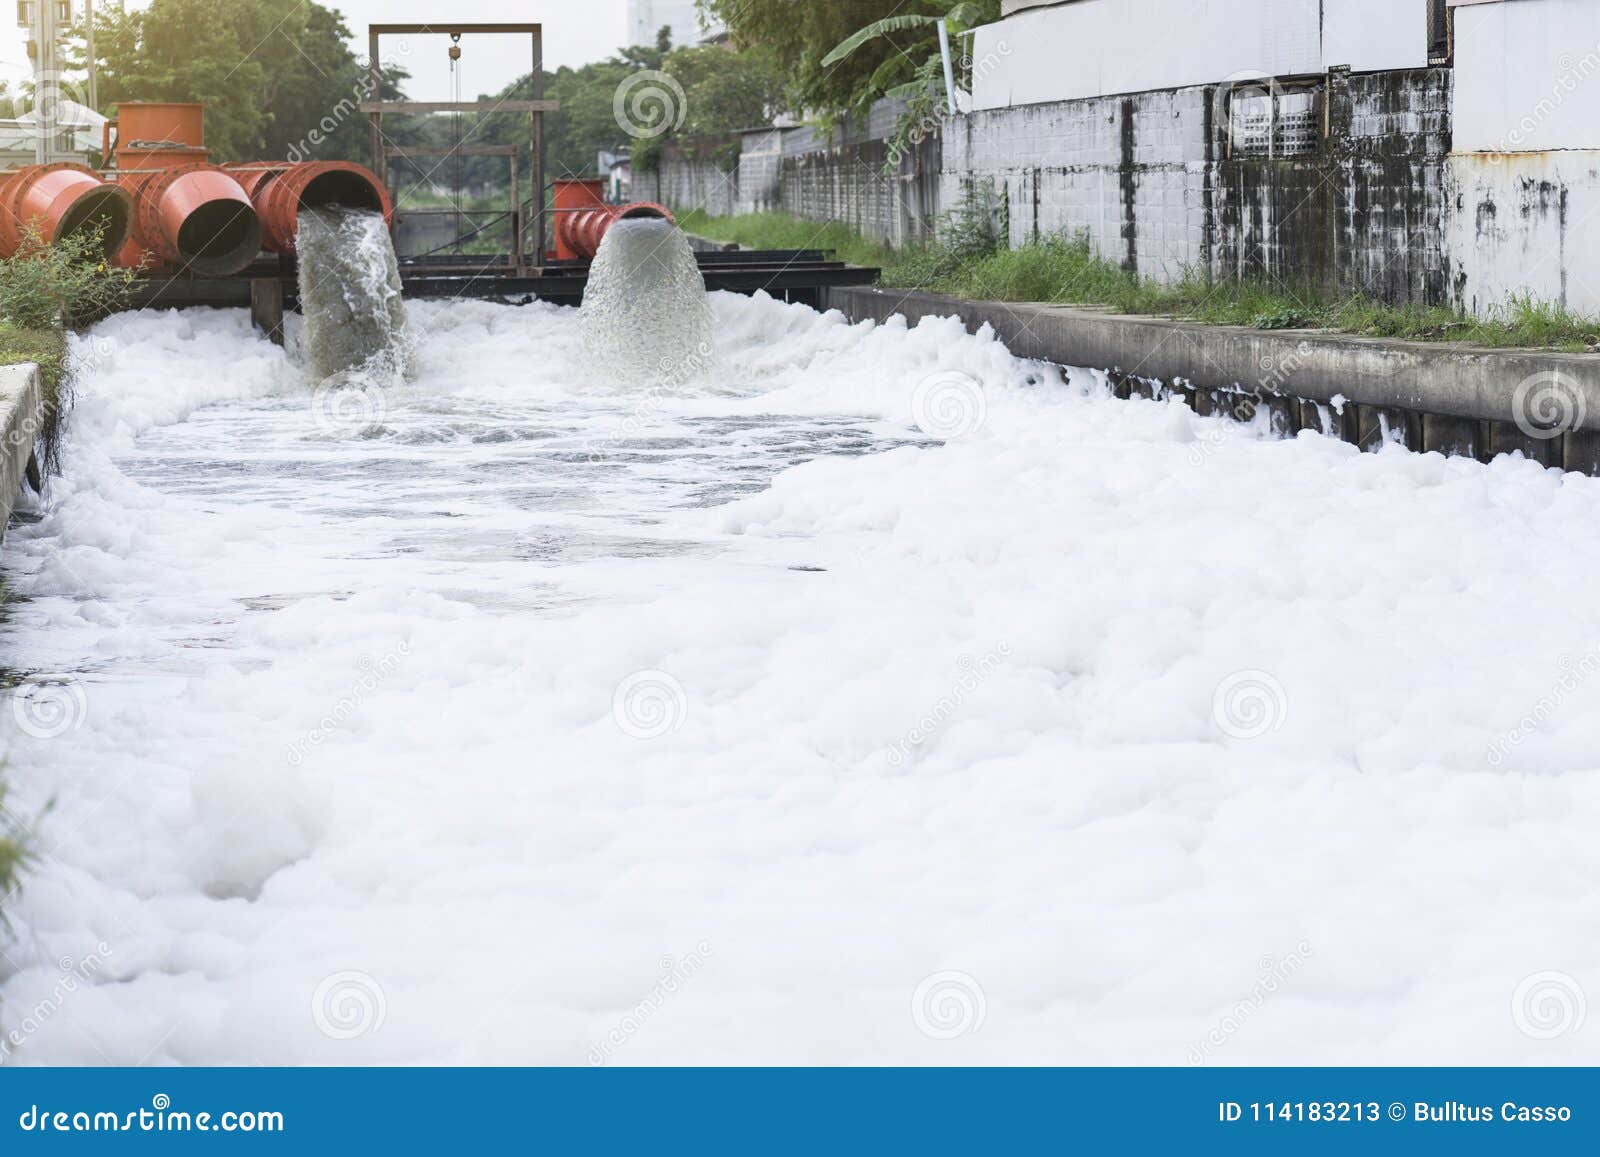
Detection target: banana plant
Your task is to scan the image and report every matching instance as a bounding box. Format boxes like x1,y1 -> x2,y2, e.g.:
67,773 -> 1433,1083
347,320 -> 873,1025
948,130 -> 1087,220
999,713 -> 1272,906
818,0 -> 997,171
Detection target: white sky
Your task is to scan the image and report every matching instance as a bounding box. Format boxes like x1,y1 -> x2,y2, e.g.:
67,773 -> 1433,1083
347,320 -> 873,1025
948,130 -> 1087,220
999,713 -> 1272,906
1,0 -> 631,106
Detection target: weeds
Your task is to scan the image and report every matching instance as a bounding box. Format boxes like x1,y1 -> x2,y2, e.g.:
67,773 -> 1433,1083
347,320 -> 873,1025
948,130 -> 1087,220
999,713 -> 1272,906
0,223 -> 138,330
679,210 -> 1600,351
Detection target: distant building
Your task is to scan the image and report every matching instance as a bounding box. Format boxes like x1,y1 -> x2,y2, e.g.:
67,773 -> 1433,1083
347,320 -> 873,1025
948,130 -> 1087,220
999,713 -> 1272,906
626,0 -> 723,49
0,98 -> 106,167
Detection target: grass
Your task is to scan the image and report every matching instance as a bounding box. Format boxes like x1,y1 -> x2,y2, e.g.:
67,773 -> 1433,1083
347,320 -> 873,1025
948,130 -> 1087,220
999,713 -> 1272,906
0,788 -> 22,910
676,208 -> 899,271
679,210 -> 1600,352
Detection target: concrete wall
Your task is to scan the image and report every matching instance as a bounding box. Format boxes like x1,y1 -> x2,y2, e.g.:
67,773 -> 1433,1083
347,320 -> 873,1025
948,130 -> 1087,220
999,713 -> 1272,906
643,139 -> 741,218
1447,151 -> 1600,317
945,68 -> 1453,303
0,362 -> 43,535
1445,0 -> 1600,316
656,100 -> 941,246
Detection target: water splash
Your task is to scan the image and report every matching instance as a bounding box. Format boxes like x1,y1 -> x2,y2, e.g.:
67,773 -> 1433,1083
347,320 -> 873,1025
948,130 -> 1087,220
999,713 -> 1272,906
296,206 -> 409,385
579,217 -> 714,389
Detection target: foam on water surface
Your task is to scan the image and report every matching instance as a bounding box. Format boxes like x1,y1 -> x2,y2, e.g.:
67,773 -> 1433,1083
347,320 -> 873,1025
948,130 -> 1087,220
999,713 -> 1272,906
3,292 -> 1600,1065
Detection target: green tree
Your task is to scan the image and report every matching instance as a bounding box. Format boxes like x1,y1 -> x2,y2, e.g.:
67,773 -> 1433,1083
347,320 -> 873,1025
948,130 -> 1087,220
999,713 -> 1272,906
700,0 -> 998,122
64,0 -> 390,163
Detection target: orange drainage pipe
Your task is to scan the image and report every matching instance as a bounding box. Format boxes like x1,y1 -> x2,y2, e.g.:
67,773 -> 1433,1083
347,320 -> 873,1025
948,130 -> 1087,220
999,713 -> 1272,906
0,163 -> 134,259
114,164 -> 262,276
222,161 -> 392,255
550,177 -> 673,261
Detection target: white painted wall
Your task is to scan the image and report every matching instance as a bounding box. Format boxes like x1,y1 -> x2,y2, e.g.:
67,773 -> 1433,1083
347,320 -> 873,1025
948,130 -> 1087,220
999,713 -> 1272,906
1323,0 -> 1430,73
972,0 -> 1431,110
1451,0 -> 1600,153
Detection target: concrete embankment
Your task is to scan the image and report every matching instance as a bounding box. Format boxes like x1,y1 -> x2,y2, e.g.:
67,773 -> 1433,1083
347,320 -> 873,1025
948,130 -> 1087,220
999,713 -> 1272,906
0,363 -> 43,532
822,286 -> 1600,474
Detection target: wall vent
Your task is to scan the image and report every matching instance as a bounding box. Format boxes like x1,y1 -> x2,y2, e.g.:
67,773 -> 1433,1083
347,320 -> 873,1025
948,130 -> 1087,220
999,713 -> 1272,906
1227,85 -> 1322,159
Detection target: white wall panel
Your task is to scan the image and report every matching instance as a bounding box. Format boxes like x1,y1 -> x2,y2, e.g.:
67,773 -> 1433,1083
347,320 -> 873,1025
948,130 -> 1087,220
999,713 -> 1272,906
973,0 -> 1438,110
1452,0 -> 1600,153
1323,0 -> 1430,72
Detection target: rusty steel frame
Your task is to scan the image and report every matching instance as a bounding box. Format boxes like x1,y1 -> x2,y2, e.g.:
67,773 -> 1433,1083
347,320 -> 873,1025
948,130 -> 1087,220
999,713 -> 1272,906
363,23 -> 552,274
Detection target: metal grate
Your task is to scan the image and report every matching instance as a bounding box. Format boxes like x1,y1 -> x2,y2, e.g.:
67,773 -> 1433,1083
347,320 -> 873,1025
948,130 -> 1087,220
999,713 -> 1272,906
1428,0 -> 1452,65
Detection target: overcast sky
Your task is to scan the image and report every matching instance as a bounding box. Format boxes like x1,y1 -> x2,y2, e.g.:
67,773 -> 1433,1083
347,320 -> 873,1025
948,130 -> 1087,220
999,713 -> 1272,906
2,0 -> 632,106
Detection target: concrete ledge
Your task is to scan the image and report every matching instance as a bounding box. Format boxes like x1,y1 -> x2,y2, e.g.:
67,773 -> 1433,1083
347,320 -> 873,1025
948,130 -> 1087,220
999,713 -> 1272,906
0,362 -> 43,535
822,286 -> 1600,433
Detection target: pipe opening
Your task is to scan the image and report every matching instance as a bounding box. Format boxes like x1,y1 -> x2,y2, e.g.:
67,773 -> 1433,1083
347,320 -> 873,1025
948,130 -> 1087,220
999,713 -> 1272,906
618,205 -> 669,220
300,170 -> 384,213
57,188 -> 132,259
176,200 -> 263,275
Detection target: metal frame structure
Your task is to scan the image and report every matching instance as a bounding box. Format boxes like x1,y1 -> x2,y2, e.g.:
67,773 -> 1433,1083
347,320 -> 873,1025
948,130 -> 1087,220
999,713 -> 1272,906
360,23 -> 558,274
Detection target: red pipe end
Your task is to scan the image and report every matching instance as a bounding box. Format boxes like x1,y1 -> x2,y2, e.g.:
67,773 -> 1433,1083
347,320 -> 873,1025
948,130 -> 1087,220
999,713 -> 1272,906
234,161 -> 391,255
123,165 -> 263,276
0,163 -> 134,259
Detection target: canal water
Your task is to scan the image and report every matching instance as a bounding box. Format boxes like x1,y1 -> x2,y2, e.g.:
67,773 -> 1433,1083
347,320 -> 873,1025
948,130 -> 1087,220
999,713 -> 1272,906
2,290 -> 1600,1065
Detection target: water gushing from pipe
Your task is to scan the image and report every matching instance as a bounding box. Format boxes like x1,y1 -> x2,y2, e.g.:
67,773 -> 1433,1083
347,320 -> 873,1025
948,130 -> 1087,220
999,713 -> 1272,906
295,205 -> 409,385
579,218 -> 714,388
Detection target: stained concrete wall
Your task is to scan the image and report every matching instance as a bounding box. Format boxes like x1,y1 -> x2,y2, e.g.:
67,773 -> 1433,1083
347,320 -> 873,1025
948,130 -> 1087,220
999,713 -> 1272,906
1447,150 -> 1600,317
945,68 -> 1453,303
656,100 -> 941,246
0,362 -> 43,535
643,139 -> 741,218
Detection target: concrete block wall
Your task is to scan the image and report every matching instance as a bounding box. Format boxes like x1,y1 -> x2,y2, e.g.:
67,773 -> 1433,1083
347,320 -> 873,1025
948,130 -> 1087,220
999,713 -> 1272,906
944,67 -> 1453,305
644,140 -> 741,218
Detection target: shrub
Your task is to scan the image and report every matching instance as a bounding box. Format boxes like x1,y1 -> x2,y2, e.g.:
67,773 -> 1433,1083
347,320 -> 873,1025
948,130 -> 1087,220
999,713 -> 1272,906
0,223 -> 139,330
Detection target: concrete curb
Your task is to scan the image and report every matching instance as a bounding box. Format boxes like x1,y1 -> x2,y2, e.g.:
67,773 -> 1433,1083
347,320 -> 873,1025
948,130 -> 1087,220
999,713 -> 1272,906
822,286 -> 1600,428
0,362 -> 44,536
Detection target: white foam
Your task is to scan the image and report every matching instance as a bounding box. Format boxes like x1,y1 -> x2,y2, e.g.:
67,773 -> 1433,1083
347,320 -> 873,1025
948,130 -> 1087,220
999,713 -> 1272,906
2,292 -> 1599,1065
